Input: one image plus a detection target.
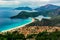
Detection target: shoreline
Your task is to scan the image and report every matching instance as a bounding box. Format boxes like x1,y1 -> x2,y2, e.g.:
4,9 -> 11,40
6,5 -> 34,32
1,18 -> 35,32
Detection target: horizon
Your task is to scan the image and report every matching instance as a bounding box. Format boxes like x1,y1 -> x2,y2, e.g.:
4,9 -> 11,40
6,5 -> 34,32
0,4 -> 60,9
0,0 -> 60,8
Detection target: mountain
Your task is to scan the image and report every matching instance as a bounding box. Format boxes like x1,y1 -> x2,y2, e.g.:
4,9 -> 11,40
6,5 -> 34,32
35,4 -> 60,11
10,11 -> 40,19
49,7 -> 60,16
11,4 -> 60,19
10,8 -> 60,19
14,7 -> 32,11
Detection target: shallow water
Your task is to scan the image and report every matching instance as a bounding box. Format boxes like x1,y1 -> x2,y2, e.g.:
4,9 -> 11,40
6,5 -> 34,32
0,9 -> 32,32
0,9 -> 51,32
0,18 -> 32,32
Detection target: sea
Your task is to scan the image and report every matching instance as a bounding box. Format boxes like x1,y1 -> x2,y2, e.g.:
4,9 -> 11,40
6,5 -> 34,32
0,9 -> 51,32
0,9 -> 32,32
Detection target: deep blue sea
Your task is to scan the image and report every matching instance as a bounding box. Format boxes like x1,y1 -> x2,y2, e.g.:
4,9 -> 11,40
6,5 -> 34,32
0,9 -> 32,32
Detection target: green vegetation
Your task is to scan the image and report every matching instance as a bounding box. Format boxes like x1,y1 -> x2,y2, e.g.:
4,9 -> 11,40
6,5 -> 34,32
35,31 -> 60,40
26,34 -> 37,39
11,9 -> 60,19
51,15 -> 60,26
27,15 -> 60,26
11,11 -> 40,19
0,31 -> 60,40
0,31 -> 25,40
40,15 -> 60,26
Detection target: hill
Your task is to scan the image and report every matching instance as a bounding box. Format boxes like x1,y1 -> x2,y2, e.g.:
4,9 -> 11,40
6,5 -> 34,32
14,7 -> 32,11
10,11 -> 40,19
35,4 -> 60,11
11,4 -> 60,18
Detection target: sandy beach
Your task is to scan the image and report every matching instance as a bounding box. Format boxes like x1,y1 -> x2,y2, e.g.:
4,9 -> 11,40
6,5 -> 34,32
1,18 -> 35,32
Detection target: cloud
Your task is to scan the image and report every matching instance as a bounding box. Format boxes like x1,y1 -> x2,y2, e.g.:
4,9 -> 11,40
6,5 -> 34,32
2,0 -> 15,1
48,0 -> 60,6
0,0 -> 20,7
0,0 -> 50,7
50,0 -> 60,3
0,0 -> 60,7
17,0 -> 50,8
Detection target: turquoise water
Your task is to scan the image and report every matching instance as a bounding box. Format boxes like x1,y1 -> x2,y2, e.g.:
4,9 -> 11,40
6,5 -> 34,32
0,10 -> 32,32
0,18 -> 32,32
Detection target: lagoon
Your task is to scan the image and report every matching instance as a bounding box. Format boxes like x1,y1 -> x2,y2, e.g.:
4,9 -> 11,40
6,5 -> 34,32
0,9 -> 50,32
0,18 -> 32,32
0,10 -> 33,32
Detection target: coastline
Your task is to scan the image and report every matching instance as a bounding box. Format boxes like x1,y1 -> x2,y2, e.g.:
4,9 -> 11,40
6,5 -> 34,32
1,18 -> 35,32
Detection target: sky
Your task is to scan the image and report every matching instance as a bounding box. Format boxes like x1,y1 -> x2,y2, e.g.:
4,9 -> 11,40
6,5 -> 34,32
0,0 -> 60,8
